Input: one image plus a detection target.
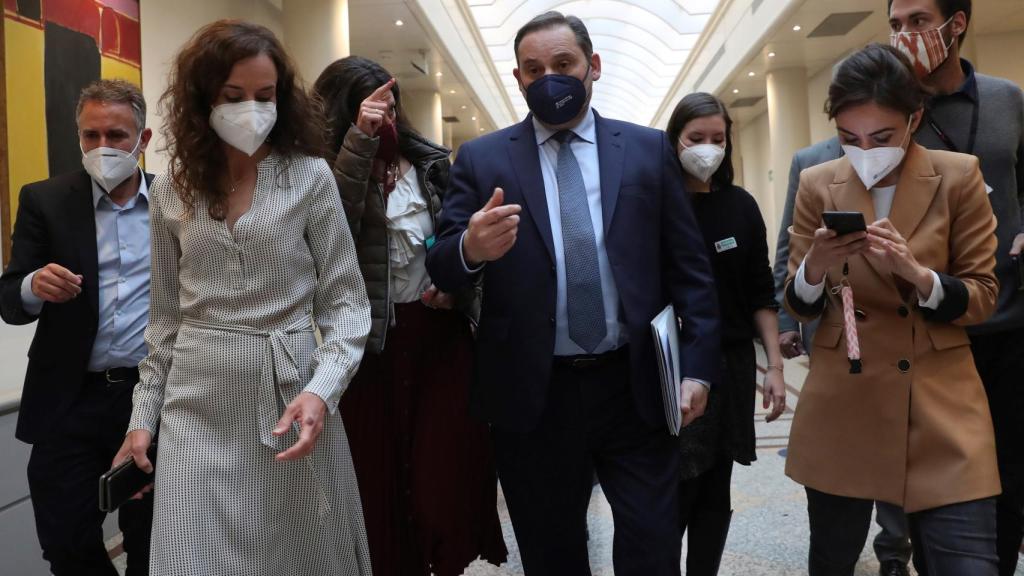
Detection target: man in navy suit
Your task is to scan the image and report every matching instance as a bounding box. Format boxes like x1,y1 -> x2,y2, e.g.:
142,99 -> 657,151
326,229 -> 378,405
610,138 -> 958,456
426,11 -> 720,575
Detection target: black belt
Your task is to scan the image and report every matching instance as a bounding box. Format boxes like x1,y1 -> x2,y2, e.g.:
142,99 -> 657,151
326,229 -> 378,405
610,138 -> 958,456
554,346 -> 629,371
85,367 -> 140,385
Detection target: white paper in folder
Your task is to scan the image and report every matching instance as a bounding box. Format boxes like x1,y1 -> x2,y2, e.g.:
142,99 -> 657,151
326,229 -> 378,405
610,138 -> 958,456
650,304 -> 681,436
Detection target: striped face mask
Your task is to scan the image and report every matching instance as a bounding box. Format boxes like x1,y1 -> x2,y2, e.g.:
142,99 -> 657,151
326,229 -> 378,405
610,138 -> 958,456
890,17 -> 955,78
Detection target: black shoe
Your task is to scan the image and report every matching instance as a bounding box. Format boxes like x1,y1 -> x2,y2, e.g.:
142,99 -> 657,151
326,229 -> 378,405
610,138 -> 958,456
879,560 -> 910,576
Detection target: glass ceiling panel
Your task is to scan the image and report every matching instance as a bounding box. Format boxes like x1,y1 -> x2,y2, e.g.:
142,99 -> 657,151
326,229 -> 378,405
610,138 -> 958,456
466,0 -> 720,126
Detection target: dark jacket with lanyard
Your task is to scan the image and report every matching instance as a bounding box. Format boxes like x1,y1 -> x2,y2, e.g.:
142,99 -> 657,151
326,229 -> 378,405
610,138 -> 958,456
332,125 -> 480,354
913,59 -> 1024,334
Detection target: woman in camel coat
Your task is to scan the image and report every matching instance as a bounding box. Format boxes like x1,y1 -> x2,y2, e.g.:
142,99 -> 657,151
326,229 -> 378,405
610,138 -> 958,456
783,44 -> 1001,576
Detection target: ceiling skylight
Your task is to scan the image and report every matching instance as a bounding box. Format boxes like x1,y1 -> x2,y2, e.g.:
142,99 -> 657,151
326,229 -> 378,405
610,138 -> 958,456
465,0 -> 720,126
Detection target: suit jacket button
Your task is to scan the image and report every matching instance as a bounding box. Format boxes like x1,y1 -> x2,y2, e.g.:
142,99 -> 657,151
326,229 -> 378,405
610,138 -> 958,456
898,359 -> 911,373
898,306 -> 909,318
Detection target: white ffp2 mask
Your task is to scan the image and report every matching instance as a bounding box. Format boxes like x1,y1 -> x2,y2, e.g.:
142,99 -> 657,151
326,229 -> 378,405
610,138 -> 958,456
209,100 -> 277,156
842,115 -> 914,190
81,135 -> 141,192
678,143 -> 726,184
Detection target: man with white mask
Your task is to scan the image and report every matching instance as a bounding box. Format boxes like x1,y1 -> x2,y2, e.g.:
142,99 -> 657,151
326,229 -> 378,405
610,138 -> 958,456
0,79 -> 154,576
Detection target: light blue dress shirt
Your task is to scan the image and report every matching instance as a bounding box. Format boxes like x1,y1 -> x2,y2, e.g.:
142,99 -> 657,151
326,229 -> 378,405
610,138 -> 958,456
20,171 -> 151,371
532,109 -> 628,356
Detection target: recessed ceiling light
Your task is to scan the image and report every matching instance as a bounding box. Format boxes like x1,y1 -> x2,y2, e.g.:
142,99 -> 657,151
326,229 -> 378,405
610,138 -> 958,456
732,88 -> 740,94
395,19 -> 404,26
792,25 -> 802,31
768,51 -> 777,58
748,71 -> 756,77
449,89 -> 456,94
460,105 -> 467,109
471,116 -> 477,121
435,71 -> 443,77
480,128 -> 485,132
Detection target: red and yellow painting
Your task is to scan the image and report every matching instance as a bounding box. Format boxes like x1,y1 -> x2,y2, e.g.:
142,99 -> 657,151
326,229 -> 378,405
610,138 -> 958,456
2,0 -> 141,261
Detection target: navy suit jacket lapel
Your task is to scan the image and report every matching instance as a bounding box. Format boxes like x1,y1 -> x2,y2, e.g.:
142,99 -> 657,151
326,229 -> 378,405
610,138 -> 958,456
506,117 -> 556,264
594,112 -> 624,235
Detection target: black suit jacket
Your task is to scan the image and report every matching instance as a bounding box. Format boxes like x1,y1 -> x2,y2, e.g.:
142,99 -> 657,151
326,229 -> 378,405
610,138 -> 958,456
0,169 -> 154,444
426,113 -> 721,433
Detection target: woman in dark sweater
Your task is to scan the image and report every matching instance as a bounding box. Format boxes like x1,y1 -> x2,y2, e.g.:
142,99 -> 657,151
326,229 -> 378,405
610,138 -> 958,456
666,92 -> 787,575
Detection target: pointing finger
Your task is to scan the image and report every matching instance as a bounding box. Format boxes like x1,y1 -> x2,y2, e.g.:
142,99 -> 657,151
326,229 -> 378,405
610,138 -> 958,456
368,78 -> 396,102
482,188 -> 505,211
487,204 -> 522,220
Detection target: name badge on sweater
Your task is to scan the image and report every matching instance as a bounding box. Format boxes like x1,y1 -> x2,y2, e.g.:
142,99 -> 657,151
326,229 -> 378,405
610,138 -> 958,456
715,237 -> 738,253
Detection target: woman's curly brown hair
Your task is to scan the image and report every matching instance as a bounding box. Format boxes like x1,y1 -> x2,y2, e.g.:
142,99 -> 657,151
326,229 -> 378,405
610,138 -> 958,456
160,19 -> 326,219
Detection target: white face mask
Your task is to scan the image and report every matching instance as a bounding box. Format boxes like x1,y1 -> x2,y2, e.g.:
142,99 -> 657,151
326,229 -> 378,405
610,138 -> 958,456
81,135 -> 141,192
841,115 -> 914,190
209,100 -> 277,156
678,143 -> 726,184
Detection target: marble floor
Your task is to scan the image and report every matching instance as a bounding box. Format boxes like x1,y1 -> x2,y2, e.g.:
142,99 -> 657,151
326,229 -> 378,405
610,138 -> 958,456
457,353 -> 894,576
107,351 -> 1023,576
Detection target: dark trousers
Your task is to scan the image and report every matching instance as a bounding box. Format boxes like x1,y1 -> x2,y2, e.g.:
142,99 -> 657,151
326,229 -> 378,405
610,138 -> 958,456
680,457 -> 734,576
873,501 -> 913,566
27,372 -> 153,576
806,488 -> 997,576
971,328 -> 1024,576
492,351 -> 681,576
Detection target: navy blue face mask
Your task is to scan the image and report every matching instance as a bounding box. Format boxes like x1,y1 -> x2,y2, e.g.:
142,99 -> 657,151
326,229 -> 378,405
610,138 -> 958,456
524,65 -> 591,126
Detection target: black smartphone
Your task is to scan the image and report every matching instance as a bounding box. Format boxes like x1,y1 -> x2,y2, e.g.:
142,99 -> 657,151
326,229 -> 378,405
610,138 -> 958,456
822,211 -> 867,236
98,444 -> 156,512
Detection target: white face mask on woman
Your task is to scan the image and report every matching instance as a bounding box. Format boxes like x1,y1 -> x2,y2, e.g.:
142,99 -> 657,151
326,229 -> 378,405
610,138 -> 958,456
678,143 -> 726,184
81,134 -> 142,192
209,100 -> 277,156
841,115 -> 914,189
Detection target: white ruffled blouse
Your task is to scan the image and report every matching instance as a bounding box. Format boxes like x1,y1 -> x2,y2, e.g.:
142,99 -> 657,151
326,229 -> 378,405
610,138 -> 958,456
386,168 -> 434,303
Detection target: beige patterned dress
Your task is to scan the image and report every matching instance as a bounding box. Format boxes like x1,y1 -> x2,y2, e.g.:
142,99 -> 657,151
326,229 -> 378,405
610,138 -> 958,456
128,152 -> 373,575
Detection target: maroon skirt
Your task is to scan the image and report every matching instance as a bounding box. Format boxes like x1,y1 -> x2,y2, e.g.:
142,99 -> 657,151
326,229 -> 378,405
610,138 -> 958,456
340,302 -> 507,576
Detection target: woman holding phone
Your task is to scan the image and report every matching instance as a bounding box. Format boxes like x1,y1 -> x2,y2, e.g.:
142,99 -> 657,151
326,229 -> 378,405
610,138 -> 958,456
783,43 -> 1001,576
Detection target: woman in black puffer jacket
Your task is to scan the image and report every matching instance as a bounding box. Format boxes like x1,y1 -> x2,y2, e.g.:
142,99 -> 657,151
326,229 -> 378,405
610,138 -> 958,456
313,56 -> 506,576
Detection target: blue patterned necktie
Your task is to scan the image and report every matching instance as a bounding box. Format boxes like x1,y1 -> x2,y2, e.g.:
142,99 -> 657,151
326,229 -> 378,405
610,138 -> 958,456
554,130 -> 606,353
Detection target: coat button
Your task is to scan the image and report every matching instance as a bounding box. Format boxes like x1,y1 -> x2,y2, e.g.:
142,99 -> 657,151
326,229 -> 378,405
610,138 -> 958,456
854,309 -> 867,321
549,317 -> 556,326
898,359 -> 911,373
898,306 -> 909,318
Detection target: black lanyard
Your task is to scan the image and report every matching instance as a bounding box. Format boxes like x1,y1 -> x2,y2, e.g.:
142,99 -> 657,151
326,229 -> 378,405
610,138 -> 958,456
925,94 -> 980,155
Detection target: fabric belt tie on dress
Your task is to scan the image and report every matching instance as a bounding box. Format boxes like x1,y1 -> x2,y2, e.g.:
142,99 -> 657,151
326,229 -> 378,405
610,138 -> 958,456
180,314 -> 331,519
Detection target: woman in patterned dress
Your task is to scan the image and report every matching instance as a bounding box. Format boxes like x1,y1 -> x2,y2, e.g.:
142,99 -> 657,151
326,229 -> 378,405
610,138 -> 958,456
113,20 -> 373,575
